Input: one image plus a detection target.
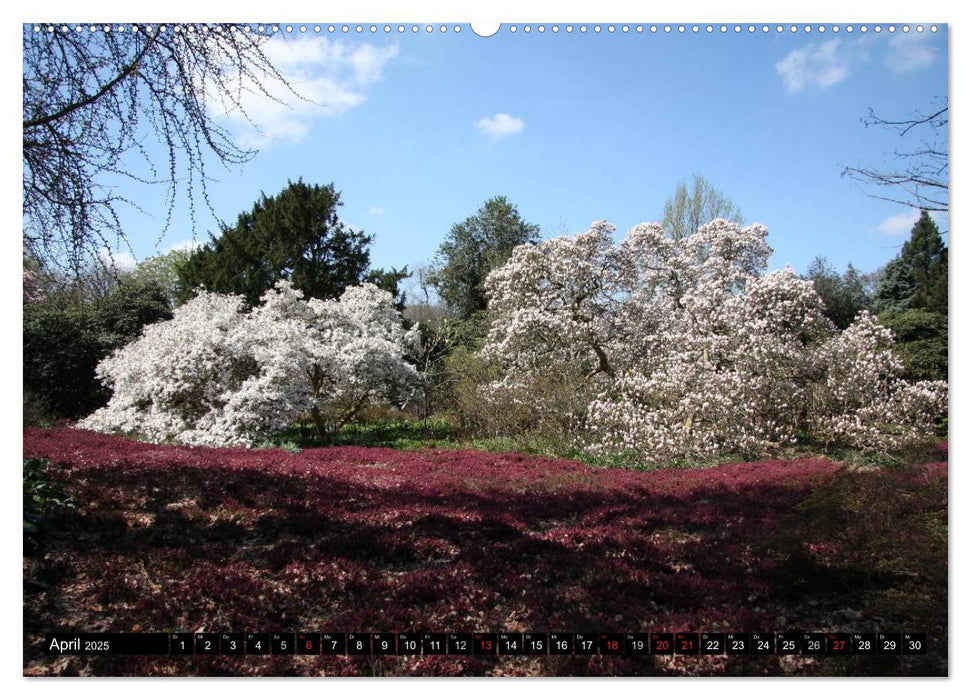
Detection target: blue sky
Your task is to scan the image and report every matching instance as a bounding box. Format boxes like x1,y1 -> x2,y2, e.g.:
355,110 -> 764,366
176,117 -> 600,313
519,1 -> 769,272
93,22 -> 948,290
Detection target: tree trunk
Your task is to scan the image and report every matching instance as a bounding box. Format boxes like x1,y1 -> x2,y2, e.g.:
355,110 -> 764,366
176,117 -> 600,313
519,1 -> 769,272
310,406 -> 326,440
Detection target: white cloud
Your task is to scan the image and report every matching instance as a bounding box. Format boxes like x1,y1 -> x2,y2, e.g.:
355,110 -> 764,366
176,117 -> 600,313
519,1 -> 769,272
212,37 -> 399,148
876,209 -> 921,237
347,44 -> 399,84
876,209 -> 947,238
776,39 -> 851,93
368,206 -> 385,216
885,32 -> 936,74
476,113 -> 525,141
167,239 -> 204,253
97,247 -> 137,272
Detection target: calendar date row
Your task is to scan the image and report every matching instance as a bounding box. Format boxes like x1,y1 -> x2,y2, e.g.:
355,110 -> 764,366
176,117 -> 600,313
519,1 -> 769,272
45,632 -> 926,656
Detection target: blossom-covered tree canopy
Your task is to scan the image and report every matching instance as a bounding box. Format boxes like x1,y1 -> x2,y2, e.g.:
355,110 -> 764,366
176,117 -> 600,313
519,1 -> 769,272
483,219 -> 947,460
81,281 -> 421,447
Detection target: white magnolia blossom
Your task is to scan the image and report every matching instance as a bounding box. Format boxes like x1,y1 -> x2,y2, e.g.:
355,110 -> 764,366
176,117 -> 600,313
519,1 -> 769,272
80,281 -> 421,446
811,310 -> 948,452
23,268 -> 43,303
483,219 -> 947,460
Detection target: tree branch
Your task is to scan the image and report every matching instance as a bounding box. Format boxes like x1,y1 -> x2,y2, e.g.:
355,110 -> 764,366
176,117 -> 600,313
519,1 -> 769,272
23,32 -> 159,131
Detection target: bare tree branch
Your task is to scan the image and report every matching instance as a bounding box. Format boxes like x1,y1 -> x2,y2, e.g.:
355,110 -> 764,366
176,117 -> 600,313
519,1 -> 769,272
862,105 -> 948,136
23,23 -> 307,276
842,98 -> 949,214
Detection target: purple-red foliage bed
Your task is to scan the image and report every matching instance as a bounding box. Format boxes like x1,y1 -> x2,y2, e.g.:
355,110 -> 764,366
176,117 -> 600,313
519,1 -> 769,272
23,428 -> 947,676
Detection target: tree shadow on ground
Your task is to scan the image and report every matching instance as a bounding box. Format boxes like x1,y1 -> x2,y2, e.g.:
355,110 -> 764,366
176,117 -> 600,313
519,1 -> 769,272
23,429 -> 946,676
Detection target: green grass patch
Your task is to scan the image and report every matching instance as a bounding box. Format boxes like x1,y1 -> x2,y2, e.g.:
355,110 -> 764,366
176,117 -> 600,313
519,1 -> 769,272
264,417 -> 945,472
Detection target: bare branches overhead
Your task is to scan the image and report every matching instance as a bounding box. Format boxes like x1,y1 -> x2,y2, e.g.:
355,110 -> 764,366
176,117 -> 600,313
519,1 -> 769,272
842,99 -> 948,214
23,24 -> 304,275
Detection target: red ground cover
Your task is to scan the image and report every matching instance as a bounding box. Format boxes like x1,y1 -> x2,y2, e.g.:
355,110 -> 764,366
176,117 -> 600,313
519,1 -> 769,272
23,428 -> 946,676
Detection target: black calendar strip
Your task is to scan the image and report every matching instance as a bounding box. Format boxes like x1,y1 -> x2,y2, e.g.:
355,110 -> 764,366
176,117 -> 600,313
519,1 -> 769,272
43,632 -> 927,656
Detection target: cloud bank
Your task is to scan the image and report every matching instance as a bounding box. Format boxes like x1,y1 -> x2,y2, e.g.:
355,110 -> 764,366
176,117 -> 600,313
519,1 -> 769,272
213,37 -> 399,148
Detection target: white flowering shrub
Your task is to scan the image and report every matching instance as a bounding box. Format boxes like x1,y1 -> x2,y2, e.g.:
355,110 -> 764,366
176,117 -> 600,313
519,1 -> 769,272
811,311 -> 947,451
299,283 -> 422,437
484,219 -> 947,460
80,281 -> 420,446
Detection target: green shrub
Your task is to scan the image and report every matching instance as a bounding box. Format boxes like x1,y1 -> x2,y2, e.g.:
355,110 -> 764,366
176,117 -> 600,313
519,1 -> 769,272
23,279 -> 172,421
96,277 -> 172,348
879,309 -> 947,382
24,458 -> 75,552
23,305 -> 107,419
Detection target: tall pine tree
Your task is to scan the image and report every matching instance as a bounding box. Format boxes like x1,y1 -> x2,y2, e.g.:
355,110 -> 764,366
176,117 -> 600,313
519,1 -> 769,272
874,210 -> 947,315
905,210 -> 948,314
873,210 -> 948,382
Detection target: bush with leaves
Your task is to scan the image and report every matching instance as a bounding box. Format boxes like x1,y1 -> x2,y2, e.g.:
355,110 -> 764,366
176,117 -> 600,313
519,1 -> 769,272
23,277 -> 173,421
23,458 -> 76,553
24,304 -> 107,420
878,309 -> 948,382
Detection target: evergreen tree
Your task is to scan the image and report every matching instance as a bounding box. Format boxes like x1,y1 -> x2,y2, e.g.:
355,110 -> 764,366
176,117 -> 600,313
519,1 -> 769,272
873,210 -> 947,315
176,180 -> 375,307
804,256 -> 872,330
871,210 -> 948,382
431,196 -> 540,320
905,210 -> 948,314
874,257 -> 916,314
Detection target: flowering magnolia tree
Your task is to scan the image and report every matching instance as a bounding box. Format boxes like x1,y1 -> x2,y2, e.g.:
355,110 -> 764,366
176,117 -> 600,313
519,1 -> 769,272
80,281 -> 421,446
23,268 -> 43,303
811,311 -> 948,452
483,219 -> 947,460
